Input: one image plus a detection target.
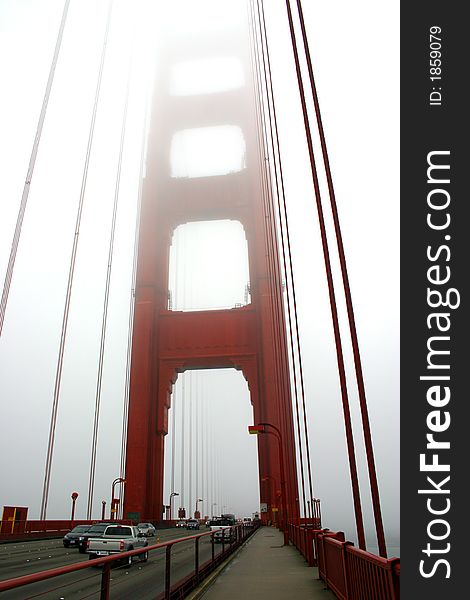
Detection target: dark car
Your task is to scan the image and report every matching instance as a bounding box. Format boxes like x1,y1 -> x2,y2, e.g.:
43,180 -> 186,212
63,524 -> 91,548
77,522 -> 113,553
186,519 -> 200,530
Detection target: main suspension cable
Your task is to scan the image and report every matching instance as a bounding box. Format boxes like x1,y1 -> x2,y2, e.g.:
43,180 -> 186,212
248,0 -> 298,521
254,0 -> 313,520
40,0 -> 114,520
0,0 -> 70,336
284,0 -> 366,549
294,0 -> 387,556
258,0 -> 316,518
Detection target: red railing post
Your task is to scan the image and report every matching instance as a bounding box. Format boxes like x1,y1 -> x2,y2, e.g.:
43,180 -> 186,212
165,544 -> 172,599
195,536 -> 200,582
341,540 -> 354,600
388,558 -> 401,599
100,562 -> 111,600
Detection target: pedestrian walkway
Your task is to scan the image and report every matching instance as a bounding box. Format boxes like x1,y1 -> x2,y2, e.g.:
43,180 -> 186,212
198,527 -> 336,599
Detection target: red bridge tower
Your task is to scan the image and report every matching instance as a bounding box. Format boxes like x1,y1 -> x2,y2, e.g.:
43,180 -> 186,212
124,19 -> 299,525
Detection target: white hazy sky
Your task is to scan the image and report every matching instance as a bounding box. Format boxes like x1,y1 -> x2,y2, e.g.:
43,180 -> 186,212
0,0 -> 399,554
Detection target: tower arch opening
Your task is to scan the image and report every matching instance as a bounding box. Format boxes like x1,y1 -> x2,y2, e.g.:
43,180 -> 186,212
168,219 -> 251,311
163,368 -> 260,521
170,125 -> 246,179
170,57 -> 245,96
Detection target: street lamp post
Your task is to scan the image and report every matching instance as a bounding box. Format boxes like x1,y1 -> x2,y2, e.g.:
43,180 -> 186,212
195,498 -> 203,519
169,492 -> 179,521
101,500 -> 106,520
249,422 -> 289,545
70,492 -> 78,522
111,478 -> 126,521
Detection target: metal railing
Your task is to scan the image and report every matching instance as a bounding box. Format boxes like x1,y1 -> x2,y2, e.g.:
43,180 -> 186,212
0,523 -> 258,599
0,519 -> 133,541
288,524 -> 400,600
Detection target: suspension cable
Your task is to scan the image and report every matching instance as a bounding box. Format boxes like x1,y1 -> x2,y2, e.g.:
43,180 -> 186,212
283,0 -> 366,549
188,370 -> 193,517
86,27 -> 134,520
39,0 -> 114,520
258,0 -> 316,517
294,0 -> 387,556
250,0 -> 305,519
0,0 -> 70,336
170,389 -> 177,513
118,81 -> 150,520
248,0 -> 297,520
179,375 -> 185,516
253,0 -> 310,520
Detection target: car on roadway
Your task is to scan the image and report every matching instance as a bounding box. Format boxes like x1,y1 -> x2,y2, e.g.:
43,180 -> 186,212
137,522 -> 156,537
87,524 -> 148,565
63,524 -> 91,548
77,522 -> 114,553
186,519 -> 200,530
175,520 -> 186,528
243,517 -> 253,527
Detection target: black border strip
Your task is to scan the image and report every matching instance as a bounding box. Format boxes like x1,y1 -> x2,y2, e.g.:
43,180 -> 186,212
401,2 -> 468,597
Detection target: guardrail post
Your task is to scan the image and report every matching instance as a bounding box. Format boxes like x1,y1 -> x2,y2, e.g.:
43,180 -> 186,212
195,536 -> 200,582
100,561 -> 111,600
211,532 -> 215,562
165,544 -> 172,600
341,541 -> 354,599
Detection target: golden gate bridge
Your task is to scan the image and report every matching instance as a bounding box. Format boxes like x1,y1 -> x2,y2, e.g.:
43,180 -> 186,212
0,1 -> 399,597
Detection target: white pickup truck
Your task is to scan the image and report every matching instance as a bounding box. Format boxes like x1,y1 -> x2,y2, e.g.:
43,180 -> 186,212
86,524 -> 148,565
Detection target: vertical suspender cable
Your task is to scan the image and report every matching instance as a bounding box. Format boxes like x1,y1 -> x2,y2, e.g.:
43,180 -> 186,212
195,372 -> 199,510
40,0 -> 114,520
86,29 -> 134,519
251,0 -> 303,520
0,0 -> 70,336
249,0 -> 303,523
248,0 -> 293,522
118,87 -> 150,520
294,0 -> 387,556
170,388 -> 177,505
283,0 -> 366,549
258,0 -> 315,518
188,370 -> 193,517
201,381 -> 205,517
253,0 -> 309,519
180,376 -> 186,515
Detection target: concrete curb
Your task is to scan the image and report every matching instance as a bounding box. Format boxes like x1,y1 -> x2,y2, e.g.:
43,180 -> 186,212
186,528 -> 260,600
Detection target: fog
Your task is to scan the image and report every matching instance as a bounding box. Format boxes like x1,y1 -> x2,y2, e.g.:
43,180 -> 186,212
0,0 -> 399,555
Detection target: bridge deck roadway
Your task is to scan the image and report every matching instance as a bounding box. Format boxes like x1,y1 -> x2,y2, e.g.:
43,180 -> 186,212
195,527 -> 336,599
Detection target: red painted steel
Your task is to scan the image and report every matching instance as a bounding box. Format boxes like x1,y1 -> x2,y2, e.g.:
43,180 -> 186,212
124,24 -> 299,525
310,530 -> 400,600
0,519 -> 132,542
293,0 -> 387,558
283,0 -> 366,551
287,524 -> 400,599
0,506 -> 28,535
